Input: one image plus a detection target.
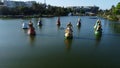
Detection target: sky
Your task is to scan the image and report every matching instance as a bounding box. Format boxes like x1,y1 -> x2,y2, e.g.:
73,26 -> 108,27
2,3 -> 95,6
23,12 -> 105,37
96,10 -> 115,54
15,0 -> 120,10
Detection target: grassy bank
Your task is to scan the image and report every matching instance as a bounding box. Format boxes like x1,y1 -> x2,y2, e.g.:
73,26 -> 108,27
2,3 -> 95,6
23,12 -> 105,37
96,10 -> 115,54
99,14 -> 119,21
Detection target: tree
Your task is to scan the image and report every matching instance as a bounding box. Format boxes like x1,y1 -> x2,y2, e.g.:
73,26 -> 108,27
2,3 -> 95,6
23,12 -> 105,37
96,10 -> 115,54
0,6 -> 10,15
114,2 -> 120,15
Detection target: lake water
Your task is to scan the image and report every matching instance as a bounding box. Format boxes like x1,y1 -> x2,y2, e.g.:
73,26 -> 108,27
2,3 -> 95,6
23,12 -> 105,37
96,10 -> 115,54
0,16 -> 120,68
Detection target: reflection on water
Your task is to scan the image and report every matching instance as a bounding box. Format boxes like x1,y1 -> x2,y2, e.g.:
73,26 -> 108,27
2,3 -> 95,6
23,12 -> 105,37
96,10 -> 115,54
22,29 -> 28,34
77,25 -> 81,30
77,25 -> 81,32
64,39 -> 73,51
38,25 -> 42,30
109,22 -> 120,33
57,25 -> 60,30
57,25 -> 65,31
95,35 -> 102,47
29,35 -> 36,46
76,25 -> 81,37
1,16 -> 120,68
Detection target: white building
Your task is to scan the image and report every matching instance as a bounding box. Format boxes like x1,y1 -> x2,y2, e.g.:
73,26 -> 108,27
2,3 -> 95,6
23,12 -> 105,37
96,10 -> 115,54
25,1 -> 36,7
3,0 -> 36,8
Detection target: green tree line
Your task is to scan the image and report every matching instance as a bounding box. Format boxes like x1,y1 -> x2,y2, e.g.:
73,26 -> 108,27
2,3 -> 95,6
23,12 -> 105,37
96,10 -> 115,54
98,2 -> 120,21
111,2 -> 120,15
97,2 -> 120,15
0,2 -> 72,16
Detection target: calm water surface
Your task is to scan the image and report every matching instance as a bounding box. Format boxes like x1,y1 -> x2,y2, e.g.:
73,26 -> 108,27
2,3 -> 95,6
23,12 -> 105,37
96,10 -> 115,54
0,16 -> 120,68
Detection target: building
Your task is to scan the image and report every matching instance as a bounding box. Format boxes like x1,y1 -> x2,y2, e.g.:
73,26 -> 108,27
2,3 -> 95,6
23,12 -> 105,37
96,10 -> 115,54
3,0 -> 36,8
67,6 -> 99,15
25,1 -> 36,7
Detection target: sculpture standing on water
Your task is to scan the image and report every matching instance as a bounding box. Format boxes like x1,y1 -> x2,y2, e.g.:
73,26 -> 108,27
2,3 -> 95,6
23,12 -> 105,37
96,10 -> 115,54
37,18 -> 42,26
56,17 -> 61,26
28,21 -> 36,36
22,21 -> 28,29
94,19 -> 102,36
65,22 -> 73,39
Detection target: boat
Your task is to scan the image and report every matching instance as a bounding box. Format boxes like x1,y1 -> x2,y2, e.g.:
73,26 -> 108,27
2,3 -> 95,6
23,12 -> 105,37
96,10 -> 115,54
65,27 -> 73,39
22,22 -> 28,29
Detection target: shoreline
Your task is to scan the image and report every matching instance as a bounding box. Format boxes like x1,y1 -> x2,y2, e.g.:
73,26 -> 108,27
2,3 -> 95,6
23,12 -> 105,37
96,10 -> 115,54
0,15 -> 55,18
99,14 -> 120,21
1,14 -> 119,21
0,14 -> 97,18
